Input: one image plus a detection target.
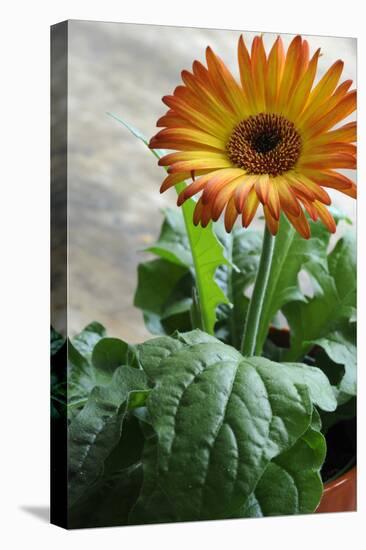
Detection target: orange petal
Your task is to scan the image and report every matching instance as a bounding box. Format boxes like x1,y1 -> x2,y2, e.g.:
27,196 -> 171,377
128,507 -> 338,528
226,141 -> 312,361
286,207 -> 311,239
201,168 -> 245,205
224,196 -> 239,232
300,152 -> 356,170
267,181 -> 281,220
234,175 -> 257,211
173,85 -> 225,125
200,201 -> 213,228
301,80 -> 354,130
162,95 -> 229,139
298,39 -> 310,78
238,35 -> 257,112
286,174 -> 316,201
251,36 -> 267,111
160,172 -> 191,193
277,35 -> 303,107
304,142 -> 356,157
305,90 -> 356,138
242,188 -> 260,227
211,176 -> 244,220
291,173 -> 331,205
150,127 -> 226,152
299,197 -> 319,221
176,170 -> 221,205
314,201 -> 336,233
158,150 -> 225,166
309,121 -> 356,146
303,169 -> 354,192
276,177 -> 302,216
286,48 -> 320,119
181,69 -> 238,123
193,197 -> 203,225
298,59 -> 344,125
264,205 -> 279,235
255,174 -> 270,204
266,36 -> 285,111
206,46 -> 247,117
341,182 -> 357,199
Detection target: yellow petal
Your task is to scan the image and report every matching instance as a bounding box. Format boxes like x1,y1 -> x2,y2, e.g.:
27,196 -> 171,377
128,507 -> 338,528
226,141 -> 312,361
286,48 -> 320,119
238,35 -> 257,112
297,60 -> 344,126
266,36 -> 285,111
206,46 -> 248,118
251,36 -> 267,112
277,35 -> 303,108
150,127 -> 226,152
168,158 -> 233,173
304,90 -> 356,138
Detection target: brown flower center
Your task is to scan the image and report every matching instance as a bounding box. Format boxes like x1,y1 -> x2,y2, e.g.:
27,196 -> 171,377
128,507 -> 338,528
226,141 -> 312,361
227,113 -> 302,177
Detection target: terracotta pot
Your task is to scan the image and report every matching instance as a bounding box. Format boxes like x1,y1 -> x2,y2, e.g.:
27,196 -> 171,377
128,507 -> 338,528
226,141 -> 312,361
316,466 -> 357,513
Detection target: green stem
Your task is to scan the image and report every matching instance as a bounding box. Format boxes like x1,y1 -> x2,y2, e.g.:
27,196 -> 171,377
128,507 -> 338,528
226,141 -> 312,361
175,181 -> 209,333
241,225 -> 275,356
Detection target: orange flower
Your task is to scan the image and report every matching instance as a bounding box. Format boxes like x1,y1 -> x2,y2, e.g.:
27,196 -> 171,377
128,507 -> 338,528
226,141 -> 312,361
150,35 -> 356,238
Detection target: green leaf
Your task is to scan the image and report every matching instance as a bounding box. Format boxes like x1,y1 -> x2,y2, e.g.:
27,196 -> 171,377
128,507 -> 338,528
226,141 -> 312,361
134,258 -> 192,334
67,324 -> 132,408
129,435 -> 176,525
242,422 -> 326,517
67,322 -> 107,394
255,215 -> 331,354
145,208 -> 193,268
68,340 -> 96,405
312,322 -> 356,404
103,414 -> 145,473
284,231 -> 356,361
162,203 -> 230,335
72,321 -> 106,363
92,337 -> 138,373
111,114 -> 229,335
280,362 -> 337,412
68,365 -> 148,507
69,412 -> 148,528
135,330 -> 332,521
215,226 -> 262,348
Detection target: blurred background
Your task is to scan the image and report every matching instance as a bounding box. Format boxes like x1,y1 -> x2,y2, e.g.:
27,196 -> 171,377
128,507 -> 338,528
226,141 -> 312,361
63,20 -> 356,342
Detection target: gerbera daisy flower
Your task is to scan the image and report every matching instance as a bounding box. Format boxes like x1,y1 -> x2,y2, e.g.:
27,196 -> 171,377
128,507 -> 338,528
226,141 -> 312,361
149,35 -> 356,238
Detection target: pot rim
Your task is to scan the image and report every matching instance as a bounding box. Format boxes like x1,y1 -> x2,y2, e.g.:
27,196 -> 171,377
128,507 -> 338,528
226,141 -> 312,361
323,464 -> 356,493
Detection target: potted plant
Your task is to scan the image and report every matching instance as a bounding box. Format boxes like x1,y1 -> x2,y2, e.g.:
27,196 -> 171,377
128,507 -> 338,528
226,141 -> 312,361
51,33 -> 356,527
